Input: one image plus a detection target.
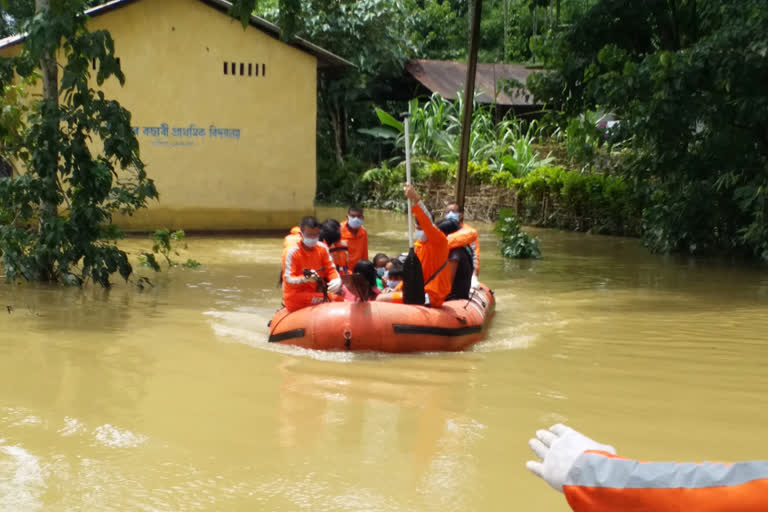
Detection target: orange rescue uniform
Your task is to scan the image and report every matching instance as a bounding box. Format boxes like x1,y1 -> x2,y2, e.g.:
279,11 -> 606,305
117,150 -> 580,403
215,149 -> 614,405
563,450 -> 768,512
340,221 -> 368,269
447,222 -> 480,275
282,241 -> 340,312
412,201 -> 452,307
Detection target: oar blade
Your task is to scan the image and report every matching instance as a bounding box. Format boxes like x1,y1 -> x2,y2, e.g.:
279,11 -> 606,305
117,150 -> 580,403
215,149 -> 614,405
402,247 -> 425,305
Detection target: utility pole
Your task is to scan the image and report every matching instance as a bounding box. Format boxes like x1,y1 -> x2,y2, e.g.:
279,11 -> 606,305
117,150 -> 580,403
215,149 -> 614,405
455,0 -> 483,213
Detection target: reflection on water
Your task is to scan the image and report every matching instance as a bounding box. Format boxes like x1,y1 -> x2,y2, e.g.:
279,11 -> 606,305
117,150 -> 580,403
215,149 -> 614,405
1,207 -> 767,511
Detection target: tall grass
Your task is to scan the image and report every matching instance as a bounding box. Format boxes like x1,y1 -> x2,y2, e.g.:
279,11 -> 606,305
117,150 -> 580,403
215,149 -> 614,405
366,93 -> 554,178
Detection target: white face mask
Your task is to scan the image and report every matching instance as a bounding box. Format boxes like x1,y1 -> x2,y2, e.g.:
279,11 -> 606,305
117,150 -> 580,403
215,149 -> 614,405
347,216 -> 363,229
302,236 -> 319,248
445,211 -> 461,223
415,229 -> 427,242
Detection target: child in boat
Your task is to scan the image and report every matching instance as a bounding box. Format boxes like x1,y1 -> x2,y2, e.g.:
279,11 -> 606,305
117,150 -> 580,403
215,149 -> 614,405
373,253 -> 389,288
341,260 -> 382,302
384,259 -> 404,290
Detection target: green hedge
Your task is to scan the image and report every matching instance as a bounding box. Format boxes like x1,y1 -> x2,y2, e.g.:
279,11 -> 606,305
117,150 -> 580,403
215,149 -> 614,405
361,161 -> 641,236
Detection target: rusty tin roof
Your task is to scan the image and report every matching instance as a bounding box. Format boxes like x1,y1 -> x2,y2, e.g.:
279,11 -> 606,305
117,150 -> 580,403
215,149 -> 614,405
405,59 -> 539,106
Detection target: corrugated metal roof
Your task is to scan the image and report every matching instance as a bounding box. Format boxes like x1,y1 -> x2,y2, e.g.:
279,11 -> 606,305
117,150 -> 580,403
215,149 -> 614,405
405,59 -> 538,106
0,0 -> 353,70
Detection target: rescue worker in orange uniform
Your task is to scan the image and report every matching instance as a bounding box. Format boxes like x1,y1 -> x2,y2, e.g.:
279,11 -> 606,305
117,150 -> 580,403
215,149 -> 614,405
378,185 -> 452,307
527,423 -> 768,512
320,219 -> 349,275
282,217 -> 342,312
444,201 -> 480,288
340,206 -> 368,269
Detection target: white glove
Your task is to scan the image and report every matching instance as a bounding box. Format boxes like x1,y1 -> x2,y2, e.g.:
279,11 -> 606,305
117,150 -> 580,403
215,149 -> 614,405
526,424 -> 616,492
470,274 -> 480,289
327,277 -> 342,294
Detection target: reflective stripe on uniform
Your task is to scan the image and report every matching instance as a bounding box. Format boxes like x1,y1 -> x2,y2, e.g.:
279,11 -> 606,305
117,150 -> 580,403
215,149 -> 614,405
566,451 -> 768,489
283,245 -> 305,284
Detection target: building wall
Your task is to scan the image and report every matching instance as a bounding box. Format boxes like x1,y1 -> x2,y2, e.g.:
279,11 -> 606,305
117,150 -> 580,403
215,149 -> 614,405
0,0 -> 318,231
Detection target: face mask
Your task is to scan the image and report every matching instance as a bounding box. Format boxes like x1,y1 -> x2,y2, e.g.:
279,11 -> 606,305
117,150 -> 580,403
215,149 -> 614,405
386,280 -> 399,289
376,267 -> 386,278
445,211 -> 461,223
415,229 -> 427,242
347,216 -> 363,229
302,236 -> 319,248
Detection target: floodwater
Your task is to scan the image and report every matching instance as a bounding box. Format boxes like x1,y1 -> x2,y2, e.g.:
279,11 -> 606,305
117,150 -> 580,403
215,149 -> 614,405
1,207 -> 767,511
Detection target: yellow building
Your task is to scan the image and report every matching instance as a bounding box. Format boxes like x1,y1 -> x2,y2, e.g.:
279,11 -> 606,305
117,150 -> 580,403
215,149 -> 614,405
0,0 -> 350,231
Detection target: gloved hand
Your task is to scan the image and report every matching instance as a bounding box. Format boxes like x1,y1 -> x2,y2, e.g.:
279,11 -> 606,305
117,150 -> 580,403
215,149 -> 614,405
327,277 -> 342,294
470,274 -> 480,289
526,424 -> 616,492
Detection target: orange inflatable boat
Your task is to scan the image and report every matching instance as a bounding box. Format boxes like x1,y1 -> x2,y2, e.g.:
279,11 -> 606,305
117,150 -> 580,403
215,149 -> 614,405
268,285 -> 495,352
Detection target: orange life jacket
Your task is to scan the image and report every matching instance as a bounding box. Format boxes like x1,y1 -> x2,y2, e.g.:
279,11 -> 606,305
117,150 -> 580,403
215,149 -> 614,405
447,223 -> 480,274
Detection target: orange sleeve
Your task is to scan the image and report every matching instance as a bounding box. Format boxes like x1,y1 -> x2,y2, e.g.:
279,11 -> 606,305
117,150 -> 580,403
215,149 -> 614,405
447,226 -> 475,249
563,451 -> 768,512
411,201 -> 441,241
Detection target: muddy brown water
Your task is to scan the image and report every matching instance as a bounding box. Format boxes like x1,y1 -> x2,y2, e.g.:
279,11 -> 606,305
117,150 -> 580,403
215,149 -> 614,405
1,207 -> 767,511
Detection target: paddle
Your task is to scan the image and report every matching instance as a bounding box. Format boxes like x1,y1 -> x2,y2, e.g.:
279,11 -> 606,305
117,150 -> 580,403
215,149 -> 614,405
401,112 -> 426,306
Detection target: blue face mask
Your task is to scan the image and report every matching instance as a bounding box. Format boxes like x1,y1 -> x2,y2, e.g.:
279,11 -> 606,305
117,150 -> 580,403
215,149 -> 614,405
445,211 -> 461,223
376,267 -> 386,278
347,216 -> 363,229
386,279 -> 400,289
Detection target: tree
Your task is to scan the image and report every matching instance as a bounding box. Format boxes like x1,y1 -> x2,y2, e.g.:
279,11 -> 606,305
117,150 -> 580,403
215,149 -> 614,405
529,0 -> 768,260
0,0 -> 157,286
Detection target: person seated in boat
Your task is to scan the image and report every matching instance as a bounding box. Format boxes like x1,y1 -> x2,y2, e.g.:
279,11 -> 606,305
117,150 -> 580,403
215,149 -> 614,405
279,225 -> 303,285
383,259 -> 404,290
341,260 -> 382,303
282,216 -> 343,311
340,206 -> 368,269
437,218 -> 473,300
444,201 -> 481,289
320,219 -> 349,275
377,185 -> 452,307
373,253 -> 389,288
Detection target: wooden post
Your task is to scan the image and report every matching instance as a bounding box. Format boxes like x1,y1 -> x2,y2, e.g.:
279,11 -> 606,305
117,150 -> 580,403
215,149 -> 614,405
455,0 -> 483,214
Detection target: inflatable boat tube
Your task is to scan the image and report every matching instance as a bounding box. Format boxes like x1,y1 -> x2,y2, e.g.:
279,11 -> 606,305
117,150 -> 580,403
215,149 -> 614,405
268,284 -> 495,352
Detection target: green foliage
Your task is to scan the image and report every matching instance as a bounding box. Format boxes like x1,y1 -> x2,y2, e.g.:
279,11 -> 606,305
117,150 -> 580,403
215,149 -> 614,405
184,259 -> 201,269
369,93 -> 554,176
360,163 -> 407,211
152,229 -> 185,266
0,3 -> 158,287
316,156 -> 369,206
139,229 -> 199,270
512,165 -> 638,234
530,0 -> 768,260
564,110 -> 607,167
494,208 -> 541,259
